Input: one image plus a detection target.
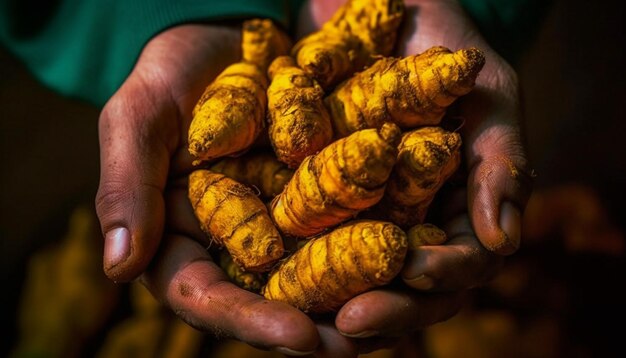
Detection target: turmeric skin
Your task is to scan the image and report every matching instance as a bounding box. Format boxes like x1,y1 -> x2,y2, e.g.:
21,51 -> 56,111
188,170 -> 283,272
188,62 -> 268,164
378,126 -> 462,228
407,223 -> 448,249
219,250 -> 266,293
209,152 -> 294,199
188,19 -> 292,165
242,19 -> 292,72
267,56 -> 333,168
270,122 -> 401,237
262,220 -> 408,313
292,0 -> 405,89
326,46 -> 485,137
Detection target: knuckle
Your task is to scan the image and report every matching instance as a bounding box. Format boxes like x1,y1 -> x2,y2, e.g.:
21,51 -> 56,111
100,93 -> 132,128
480,154 -> 535,204
95,180 -> 132,224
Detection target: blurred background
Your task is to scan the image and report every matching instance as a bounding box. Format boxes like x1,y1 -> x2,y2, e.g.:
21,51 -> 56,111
1,0 -> 624,356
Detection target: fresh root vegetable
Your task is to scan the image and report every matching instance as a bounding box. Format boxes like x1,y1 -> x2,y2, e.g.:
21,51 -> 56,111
182,9 -> 482,315
292,0 -> 405,89
270,122 -> 401,237
262,220 -> 408,313
209,152 -> 294,198
187,62 -> 268,164
188,19 -> 291,165
242,18 -> 292,71
219,250 -> 266,292
407,223 -> 448,249
267,56 -> 333,168
326,46 -> 485,137
377,126 -> 462,228
188,170 -> 283,272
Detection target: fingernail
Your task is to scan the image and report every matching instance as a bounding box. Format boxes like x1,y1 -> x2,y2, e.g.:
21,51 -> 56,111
105,227 -> 131,268
499,201 -> 521,254
340,330 -> 378,338
402,274 -> 435,290
273,346 -> 316,356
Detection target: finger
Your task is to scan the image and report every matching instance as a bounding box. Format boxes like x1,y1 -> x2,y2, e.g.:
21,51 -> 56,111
95,78 -> 179,282
305,323 -> 358,358
402,215 -> 504,291
335,289 -> 465,338
141,234 -> 319,355
393,0 -> 534,254
306,323 -> 399,357
461,78 -> 534,255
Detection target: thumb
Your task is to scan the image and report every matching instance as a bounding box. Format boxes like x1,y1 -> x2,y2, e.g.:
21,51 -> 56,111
95,76 -> 179,282
462,65 -> 533,255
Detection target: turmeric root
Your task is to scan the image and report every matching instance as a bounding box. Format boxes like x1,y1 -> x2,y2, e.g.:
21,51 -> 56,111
378,126 -> 462,228
188,170 -> 283,272
262,220 -> 408,313
188,17 -> 292,164
407,223 -> 448,249
270,122 -> 401,237
326,46 -> 485,137
188,62 -> 268,164
267,56 -> 333,168
219,250 -> 266,293
209,152 -> 294,198
292,0 -> 405,89
242,18 -> 292,71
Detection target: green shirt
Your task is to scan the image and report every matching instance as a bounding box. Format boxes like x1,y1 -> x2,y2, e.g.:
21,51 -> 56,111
459,0 -> 550,64
0,0 -> 548,106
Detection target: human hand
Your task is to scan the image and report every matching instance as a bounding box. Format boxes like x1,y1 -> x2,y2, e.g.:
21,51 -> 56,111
290,0 -> 532,355
397,0 -> 533,255
95,24 -> 321,354
303,0 -> 532,255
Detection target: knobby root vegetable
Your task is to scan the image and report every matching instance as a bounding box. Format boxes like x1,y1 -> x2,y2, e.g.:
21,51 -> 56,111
242,18 -> 292,71
326,46 -> 485,137
270,122 -> 401,237
378,126 -> 462,228
219,250 -> 266,292
188,170 -> 283,271
407,223 -> 448,249
292,0 -> 405,89
267,56 -> 333,168
262,220 -> 408,313
209,152 -> 294,198
187,62 -> 268,164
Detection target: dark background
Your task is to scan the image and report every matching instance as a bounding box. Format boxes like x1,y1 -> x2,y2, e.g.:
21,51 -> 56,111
1,0 -> 624,356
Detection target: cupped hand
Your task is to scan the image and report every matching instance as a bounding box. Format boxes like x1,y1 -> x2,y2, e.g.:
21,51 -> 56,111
301,204 -> 502,357
95,0 -> 534,354
95,24 -> 320,354
293,0 -> 533,355
302,0 -> 533,255
397,0 -> 534,255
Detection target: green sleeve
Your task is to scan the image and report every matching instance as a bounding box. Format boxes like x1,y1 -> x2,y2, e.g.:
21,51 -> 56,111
0,0 -> 303,107
1,0 -> 547,106
459,0 -> 553,64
